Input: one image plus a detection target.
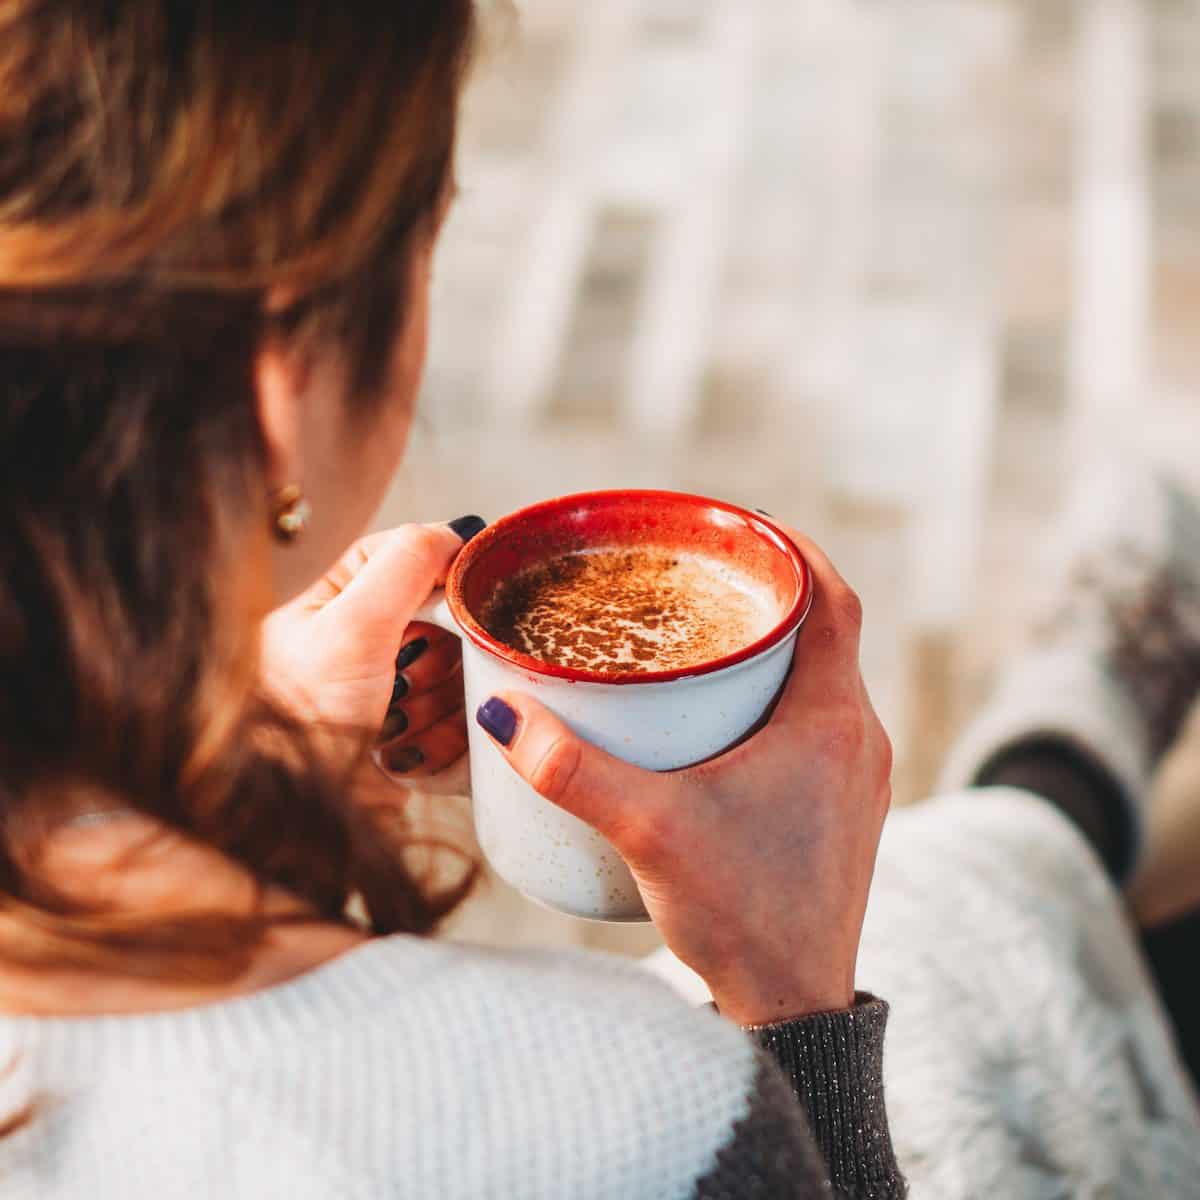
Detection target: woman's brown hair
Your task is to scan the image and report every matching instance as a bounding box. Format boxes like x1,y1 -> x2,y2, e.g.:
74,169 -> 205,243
0,0 -> 477,981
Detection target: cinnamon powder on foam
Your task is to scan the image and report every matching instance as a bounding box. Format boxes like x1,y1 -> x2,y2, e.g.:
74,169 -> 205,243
479,548 -> 773,675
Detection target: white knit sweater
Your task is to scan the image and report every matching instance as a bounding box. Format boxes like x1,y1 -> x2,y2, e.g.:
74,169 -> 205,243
0,937 -> 865,1199
856,788 -> 1200,1198
6,786 -> 1199,1197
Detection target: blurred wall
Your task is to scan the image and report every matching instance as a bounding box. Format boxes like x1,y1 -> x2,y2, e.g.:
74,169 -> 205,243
374,0 -> 1200,950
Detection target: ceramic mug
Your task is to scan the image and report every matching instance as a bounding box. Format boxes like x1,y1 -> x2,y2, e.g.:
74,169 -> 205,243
412,490 -> 813,921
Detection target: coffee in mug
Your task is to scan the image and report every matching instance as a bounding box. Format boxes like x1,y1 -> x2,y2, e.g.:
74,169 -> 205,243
478,547 -> 778,675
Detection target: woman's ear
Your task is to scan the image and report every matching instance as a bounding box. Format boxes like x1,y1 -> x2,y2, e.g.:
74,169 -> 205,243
254,338 -> 307,490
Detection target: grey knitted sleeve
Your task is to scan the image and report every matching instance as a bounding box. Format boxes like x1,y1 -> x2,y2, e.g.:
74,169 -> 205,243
692,995 -> 906,1200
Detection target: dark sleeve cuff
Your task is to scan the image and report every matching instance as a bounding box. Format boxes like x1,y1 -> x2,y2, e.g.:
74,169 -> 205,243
743,993 -> 905,1199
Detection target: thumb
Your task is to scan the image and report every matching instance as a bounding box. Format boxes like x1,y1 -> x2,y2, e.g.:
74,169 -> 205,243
320,521 -> 474,645
474,691 -> 679,852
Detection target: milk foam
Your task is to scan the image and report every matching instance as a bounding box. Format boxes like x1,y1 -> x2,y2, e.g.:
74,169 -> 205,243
480,547 -> 778,674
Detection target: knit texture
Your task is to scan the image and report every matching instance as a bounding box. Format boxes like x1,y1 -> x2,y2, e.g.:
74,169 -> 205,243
747,997 -> 902,1198
856,787 -> 1200,1198
0,937 -> 895,1199
691,1053 -> 831,1199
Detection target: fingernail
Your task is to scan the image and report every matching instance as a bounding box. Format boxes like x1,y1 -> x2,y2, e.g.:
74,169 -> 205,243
383,745 -> 424,773
396,636 -> 429,671
381,708 -> 409,740
390,673 -> 409,705
476,696 -> 517,747
449,515 -> 487,542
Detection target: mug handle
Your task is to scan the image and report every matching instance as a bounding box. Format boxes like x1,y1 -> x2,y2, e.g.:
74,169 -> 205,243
412,589 -> 457,635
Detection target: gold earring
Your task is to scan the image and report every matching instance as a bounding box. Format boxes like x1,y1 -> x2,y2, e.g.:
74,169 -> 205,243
271,484 -> 311,542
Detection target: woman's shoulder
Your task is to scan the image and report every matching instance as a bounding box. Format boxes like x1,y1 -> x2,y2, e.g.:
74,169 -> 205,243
2,936 -> 824,1199
347,936 -> 798,1196
358,932 -> 752,1069
357,936 -> 830,1197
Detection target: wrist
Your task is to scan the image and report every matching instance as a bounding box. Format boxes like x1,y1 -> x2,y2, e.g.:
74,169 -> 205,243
709,972 -> 856,1026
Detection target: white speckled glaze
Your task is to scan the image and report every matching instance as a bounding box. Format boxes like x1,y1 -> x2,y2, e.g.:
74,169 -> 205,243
419,594 -> 800,921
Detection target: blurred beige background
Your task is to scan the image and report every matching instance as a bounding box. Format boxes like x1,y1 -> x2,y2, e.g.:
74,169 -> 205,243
373,0 -> 1200,953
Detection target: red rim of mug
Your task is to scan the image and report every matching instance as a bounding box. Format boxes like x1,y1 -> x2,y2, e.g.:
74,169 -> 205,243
444,490 -> 814,685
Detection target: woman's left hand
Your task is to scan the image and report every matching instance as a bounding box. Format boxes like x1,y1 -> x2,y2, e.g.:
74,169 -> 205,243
261,522 -> 475,776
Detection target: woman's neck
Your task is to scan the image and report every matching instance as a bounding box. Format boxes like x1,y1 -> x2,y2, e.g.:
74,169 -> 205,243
0,812 -> 365,1018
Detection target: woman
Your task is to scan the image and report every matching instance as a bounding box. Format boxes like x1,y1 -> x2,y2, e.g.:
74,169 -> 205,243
0,3 -> 900,1197
3,6 -> 1197,1199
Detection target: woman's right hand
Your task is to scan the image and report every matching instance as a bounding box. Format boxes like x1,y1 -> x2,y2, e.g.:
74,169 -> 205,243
475,528 -> 892,1027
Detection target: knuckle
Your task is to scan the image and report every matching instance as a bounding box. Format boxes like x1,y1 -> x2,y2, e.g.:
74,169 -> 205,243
833,584 -> 864,632
528,734 -> 583,805
877,727 -> 895,784
879,780 -> 894,815
399,525 -> 447,562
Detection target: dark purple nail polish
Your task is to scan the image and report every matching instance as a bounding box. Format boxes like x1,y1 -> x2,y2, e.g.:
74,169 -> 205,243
449,515 -> 487,542
396,636 -> 429,671
390,673 -> 409,705
384,745 -> 424,773
381,708 -> 409,740
476,697 -> 517,747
